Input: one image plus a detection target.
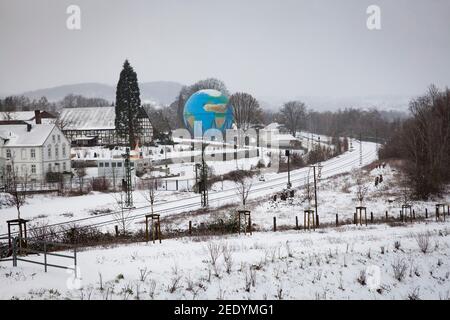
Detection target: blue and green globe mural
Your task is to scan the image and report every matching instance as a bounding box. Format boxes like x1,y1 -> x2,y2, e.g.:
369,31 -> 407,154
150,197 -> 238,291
183,89 -> 233,135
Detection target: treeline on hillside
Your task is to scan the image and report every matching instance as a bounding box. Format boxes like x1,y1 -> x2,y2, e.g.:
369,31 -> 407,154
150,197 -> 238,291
0,94 -> 111,113
260,107 -> 404,146
379,86 -> 450,199
308,108 -> 404,142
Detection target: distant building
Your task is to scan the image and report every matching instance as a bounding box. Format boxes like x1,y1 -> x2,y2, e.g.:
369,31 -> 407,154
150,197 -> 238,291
0,118 -> 71,183
261,123 -> 301,148
59,107 -> 153,146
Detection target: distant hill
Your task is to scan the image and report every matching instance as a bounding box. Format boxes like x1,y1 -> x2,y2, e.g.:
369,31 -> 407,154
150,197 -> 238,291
20,81 -> 184,105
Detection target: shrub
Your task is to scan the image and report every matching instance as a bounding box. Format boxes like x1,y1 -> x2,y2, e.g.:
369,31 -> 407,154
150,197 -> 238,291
392,258 -> 408,281
357,270 -> 367,286
91,177 -> 111,192
416,232 -> 431,254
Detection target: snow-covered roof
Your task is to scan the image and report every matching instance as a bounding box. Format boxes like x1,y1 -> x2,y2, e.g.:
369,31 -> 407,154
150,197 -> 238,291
275,134 -> 298,141
0,124 -> 56,147
264,122 -> 281,130
0,111 -> 36,121
59,107 -> 116,130
0,111 -> 56,121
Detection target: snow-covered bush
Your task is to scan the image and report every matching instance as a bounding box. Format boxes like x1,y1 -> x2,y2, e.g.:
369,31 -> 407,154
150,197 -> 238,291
392,258 -> 408,282
416,232 -> 431,254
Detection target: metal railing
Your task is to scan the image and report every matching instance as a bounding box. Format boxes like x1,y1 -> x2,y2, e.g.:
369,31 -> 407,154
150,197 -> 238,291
0,236 -> 77,277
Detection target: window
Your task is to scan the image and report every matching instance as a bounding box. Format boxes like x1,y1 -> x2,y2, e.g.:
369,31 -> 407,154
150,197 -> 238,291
47,145 -> 52,158
52,135 -> 56,143
63,162 -> 66,171
31,165 -> 36,174
99,162 -> 104,168
6,165 -> 11,172
30,149 -> 36,159
57,135 -> 61,142
6,149 -> 11,159
105,162 -> 110,167
62,144 -> 66,157
112,163 -> 116,168
118,162 -> 122,168
55,145 -> 59,157
21,149 -> 26,160
48,163 -> 52,172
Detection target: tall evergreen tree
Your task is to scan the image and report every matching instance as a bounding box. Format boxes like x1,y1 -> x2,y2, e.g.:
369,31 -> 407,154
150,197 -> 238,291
115,60 -> 141,147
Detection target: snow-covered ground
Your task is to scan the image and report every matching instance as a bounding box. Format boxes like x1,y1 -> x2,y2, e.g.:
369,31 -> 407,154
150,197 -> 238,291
0,141 -> 378,237
1,220 -> 449,300
1,140 -> 450,300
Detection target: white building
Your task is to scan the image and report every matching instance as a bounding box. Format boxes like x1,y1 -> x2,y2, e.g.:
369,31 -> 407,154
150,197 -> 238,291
261,123 -> 301,148
0,121 -> 71,183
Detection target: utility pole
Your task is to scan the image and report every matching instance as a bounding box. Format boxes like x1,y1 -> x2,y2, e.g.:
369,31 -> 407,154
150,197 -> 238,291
123,148 -> 133,208
286,150 -> 291,189
375,128 -> 378,153
313,166 -> 319,222
359,132 -> 363,166
309,164 -> 321,222
350,129 -> 353,151
199,141 -> 208,208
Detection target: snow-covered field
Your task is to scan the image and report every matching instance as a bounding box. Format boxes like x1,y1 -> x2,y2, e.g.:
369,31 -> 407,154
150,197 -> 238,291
1,140 -> 450,300
0,141 -> 378,236
1,220 -> 449,300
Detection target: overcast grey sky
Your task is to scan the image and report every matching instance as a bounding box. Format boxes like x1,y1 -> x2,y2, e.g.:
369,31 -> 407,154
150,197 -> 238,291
0,0 -> 449,99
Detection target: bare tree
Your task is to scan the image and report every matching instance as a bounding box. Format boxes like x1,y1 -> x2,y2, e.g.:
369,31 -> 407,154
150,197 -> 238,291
302,170 -> 314,209
379,86 -> 450,199
279,101 -> 307,136
55,115 -> 73,131
399,175 -> 412,205
228,92 -> 262,130
6,157 -> 29,220
141,170 -> 160,216
174,78 -> 230,128
353,170 -> 369,207
234,174 -> 253,209
111,190 -> 133,235
75,164 -> 87,194
1,111 -> 15,120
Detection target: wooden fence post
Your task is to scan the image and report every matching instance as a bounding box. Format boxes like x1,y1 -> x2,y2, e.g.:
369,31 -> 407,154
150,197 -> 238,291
336,214 -> 339,227
189,221 -> 192,235
145,216 -> 149,242
316,215 -> 319,228
237,212 -> 241,234
115,225 -> 119,237
273,217 -> 277,232
425,208 -> 428,219
44,242 -> 47,273
295,216 -> 299,230
385,211 -> 388,221
370,212 -> 374,223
